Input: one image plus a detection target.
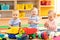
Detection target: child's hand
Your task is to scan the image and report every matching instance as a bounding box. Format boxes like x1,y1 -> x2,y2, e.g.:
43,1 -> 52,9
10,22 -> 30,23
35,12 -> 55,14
32,21 -> 36,23
29,20 -> 33,24
44,22 -> 49,27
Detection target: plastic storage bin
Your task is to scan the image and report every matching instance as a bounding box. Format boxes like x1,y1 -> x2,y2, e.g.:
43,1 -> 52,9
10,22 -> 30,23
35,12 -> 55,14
7,27 -> 19,34
19,12 -> 25,18
8,34 -> 16,39
1,4 -> 10,10
16,4 -> 24,10
25,4 -> 33,10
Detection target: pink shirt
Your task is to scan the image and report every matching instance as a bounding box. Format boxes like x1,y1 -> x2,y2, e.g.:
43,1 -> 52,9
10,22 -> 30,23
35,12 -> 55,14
45,19 -> 57,31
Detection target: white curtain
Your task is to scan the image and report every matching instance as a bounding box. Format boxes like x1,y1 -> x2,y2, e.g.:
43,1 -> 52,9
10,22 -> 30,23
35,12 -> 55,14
54,0 -> 60,14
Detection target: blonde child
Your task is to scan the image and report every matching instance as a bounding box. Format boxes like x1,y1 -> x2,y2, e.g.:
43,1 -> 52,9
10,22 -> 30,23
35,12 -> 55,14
9,10 -> 21,27
44,10 -> 57,38
28,7 -> 40,28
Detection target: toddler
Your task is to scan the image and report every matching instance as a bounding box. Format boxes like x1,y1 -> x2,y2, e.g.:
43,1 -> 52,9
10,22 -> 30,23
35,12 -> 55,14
44,10 -> 57,38
28,7 -> 40,28
9,10 -> 21,27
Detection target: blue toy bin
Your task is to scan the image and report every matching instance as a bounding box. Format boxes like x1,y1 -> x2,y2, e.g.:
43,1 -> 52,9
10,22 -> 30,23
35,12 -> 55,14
8,34 -> 16,39
1,4 -> 10,10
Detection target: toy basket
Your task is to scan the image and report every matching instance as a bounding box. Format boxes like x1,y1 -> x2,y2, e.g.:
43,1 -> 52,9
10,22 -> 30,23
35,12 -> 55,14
16,4 -> 24,10
1,4 -> 10,10
25,4 -> 33,10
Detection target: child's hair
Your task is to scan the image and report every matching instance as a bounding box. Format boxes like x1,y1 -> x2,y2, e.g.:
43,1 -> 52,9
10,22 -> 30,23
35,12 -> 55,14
48,10 -> 56,18
12,10 -> 19,15
31,7 -> 38,14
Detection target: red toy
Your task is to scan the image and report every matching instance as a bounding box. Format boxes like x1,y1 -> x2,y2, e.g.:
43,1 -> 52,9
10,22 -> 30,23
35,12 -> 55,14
42,32 -> 49,40
41,1 -> 47,5
46,1 -> 51,5
23,28 -> 37,35
40,0 -> 51,5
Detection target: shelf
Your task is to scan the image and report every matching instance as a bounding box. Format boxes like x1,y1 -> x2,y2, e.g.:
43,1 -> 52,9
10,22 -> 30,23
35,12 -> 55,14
17,0 -> 36,2
0,17 -> 28,20
19,10 -> 31,11
40,5 -> 54,7
0,10 -> 13,11
20,17 -> 29,20
0,0 -> 14,1
0,18 -> 11,19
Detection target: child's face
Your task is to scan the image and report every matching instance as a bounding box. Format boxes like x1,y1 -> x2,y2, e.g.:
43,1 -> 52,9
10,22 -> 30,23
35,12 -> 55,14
12,13 -> 18,19
48,16 -> 54,21
48,12 -> 55,21
31,11 -> 37,16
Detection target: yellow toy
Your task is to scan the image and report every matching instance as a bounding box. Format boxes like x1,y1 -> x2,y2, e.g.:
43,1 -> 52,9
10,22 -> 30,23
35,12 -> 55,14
25,4 -> 33,10
19,11 -> 25,18
19,28 -> 25,34
16,4 -> 24,10
0,38 -> 2,40
7,27 -> 19,34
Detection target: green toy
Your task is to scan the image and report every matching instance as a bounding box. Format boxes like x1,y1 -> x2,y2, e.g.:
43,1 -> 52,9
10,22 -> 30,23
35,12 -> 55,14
38,33 -> 41,39
0,38 -> 2,40
16,34 -> 23,38
0,26 -> 9,28
32,34 -> 36,38
29,34 -> 36,39
16,28 -> 25,38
